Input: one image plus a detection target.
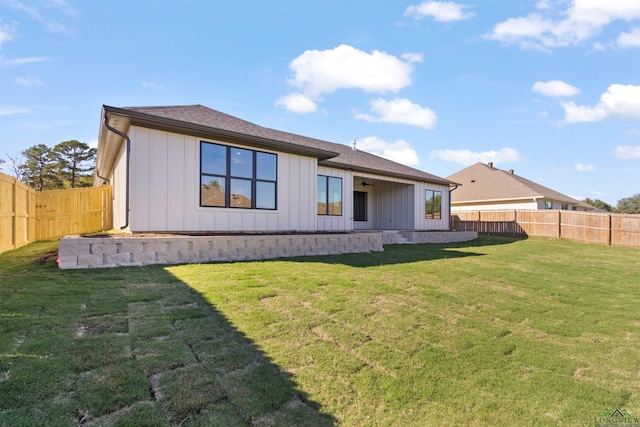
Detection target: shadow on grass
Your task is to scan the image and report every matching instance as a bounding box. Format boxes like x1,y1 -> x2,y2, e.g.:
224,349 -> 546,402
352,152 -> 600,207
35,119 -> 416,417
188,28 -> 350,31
0,242 -> 336,426
283,234 -> 527,268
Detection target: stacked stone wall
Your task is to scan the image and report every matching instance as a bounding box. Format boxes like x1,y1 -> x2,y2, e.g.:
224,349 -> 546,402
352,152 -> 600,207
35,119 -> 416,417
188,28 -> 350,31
58,233 -> 385,269
57,231 -> 478,269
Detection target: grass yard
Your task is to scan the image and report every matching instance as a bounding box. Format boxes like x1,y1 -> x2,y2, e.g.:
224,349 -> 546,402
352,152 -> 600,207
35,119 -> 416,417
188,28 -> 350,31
0,236 -> 638,426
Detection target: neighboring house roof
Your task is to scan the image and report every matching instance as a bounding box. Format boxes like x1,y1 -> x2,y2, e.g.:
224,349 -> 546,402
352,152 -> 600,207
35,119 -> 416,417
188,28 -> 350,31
99,104 -> 454,186
447,162 -> 593,208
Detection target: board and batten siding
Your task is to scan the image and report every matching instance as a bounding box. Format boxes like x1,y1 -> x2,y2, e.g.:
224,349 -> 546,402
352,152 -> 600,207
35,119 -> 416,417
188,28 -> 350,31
375,180 -> 414,230
350,172 -> 450,231
316,166 -> 353,232
413,181 -> 450,231
318,169 -> 451,232
111,142 -> 128,229
126,127 -> 317,232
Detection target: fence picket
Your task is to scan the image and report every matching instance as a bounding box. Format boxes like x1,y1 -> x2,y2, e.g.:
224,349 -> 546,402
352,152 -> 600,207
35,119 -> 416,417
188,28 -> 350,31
451,209 -> 640,247
0,172 -> 112,254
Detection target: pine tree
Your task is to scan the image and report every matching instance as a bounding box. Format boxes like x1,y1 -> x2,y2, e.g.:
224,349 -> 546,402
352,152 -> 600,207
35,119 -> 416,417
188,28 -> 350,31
22,144 -> 59,190
52,140 -> 96,188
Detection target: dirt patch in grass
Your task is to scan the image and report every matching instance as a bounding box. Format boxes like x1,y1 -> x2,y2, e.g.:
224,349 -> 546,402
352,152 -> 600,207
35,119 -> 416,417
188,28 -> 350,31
33,249 -> 58,264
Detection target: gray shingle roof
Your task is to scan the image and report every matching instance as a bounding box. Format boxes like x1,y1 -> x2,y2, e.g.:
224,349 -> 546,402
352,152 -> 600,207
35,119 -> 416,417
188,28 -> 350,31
447,162 -> 585,205
107,104 -> 453,186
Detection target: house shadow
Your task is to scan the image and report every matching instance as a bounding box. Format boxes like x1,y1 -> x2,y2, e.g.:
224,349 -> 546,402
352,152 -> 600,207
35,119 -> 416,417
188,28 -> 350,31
282,234 -> 527,268
53,263 -> 338,426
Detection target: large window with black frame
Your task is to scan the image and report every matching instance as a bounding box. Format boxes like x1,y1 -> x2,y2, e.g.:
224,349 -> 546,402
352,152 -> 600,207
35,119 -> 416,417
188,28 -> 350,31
317,175 -> 343,215
200,141 -> 277,210
425,189 -> 442,219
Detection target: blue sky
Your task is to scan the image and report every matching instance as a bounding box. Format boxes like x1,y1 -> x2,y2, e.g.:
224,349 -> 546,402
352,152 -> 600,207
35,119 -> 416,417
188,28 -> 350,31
1,0 -> 638,205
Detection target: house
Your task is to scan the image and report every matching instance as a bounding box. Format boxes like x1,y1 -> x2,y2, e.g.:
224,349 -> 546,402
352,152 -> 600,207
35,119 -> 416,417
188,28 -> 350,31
94,104 -> 460,234
447,162 -> 595,212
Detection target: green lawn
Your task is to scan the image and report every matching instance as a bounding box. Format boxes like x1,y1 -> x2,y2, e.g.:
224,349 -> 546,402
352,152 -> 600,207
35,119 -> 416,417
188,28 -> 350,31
1,236 -> 638,426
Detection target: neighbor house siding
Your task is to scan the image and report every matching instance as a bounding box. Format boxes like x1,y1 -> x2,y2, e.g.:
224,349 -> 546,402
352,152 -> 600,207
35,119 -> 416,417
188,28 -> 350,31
451,199 -> 591,212
127,126 -> 318,232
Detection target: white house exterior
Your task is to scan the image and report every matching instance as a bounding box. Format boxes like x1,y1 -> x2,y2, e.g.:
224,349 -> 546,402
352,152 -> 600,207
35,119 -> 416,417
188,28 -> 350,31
95,105 -> 456,234
448,162 -> 596,212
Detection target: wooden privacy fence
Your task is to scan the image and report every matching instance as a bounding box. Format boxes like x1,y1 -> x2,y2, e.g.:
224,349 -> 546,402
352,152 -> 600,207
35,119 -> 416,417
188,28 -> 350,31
451,210 -> 640,247
0,172 -> 112,254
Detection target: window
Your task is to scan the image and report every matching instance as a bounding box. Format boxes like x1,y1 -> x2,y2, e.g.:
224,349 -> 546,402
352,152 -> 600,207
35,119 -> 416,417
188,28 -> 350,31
425,190 -> 442,219
318,175 -> 342,215
545,201 -> 553,209
354,191 -> 367,221
562,203 -> 569,210
200,141 -> 277,209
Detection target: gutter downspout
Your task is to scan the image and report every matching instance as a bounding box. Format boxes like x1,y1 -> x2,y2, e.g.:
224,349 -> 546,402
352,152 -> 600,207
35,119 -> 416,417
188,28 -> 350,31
103,114 -> 131,230
95,171 -> 110,185
449,184 -> 459,230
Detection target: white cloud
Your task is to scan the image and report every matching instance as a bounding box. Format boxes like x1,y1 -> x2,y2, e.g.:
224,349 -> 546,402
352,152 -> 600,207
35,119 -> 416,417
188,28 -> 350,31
575,163 -> 596,171
614,145 -> 640,159
430,147 -> 523,165
355,136 -> 421,166
3,0 -> 76,34
532,80 -> 580,97
0,105 -> 30,116
536,0 -> 552,10
487,13 -> 554,49
88,139 -> 99,149
275,93 -> 317,113
562,84 -> 640,123
401,52 -> 424,63
0,56 -> 48,70
0,22 -> 16,49
616,27 -> 640,48
16,75 -> 44,86
141,81 -> 163,89
404,1 -> 474,22
280,45 -> 426,115
285,44 -> 418,98
487,1 -> 640,49
49,0 -> 79,18
354,98 -> 437,129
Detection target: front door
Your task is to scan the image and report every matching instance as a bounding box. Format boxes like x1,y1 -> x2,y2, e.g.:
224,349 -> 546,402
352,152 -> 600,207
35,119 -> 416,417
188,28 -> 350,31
354,191 -> 367,222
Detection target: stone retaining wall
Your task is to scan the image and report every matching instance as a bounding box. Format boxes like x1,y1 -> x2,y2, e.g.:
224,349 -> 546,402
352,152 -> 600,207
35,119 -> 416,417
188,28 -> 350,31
57,233 -> 384,269
57,231 -> 478,269
403,231 -> 478,244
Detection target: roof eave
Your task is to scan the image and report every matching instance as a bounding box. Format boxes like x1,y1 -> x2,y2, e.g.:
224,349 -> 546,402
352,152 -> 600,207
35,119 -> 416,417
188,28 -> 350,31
93,107 -> 130,186
320,159 -> 457,186
102,105 -> 339,161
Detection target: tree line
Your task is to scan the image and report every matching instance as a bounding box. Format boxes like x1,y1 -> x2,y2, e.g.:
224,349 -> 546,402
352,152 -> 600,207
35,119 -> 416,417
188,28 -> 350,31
1,142 -> 638,214
582,196 -> 640,215
1,140 -> 96,190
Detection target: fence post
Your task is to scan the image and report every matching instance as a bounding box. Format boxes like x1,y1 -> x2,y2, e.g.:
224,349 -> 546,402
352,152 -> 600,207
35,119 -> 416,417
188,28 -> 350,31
557,211 -> 561,239
607,214 -> 612,246
477,211 -> 481,233
11,178 -> 17,250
